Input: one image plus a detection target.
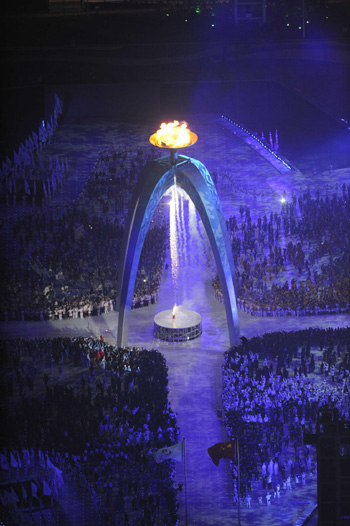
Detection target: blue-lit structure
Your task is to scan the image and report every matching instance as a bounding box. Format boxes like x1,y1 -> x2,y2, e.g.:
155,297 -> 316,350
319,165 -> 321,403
117,151 -> 240,348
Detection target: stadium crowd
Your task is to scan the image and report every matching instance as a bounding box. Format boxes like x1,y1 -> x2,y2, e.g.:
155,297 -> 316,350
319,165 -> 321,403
0,336 -> 181,525
0,140 -> 168,322
222,327 -> 350,508
1,96 -> 349,322
0,94 -> 68,207
213,183 -> 350,316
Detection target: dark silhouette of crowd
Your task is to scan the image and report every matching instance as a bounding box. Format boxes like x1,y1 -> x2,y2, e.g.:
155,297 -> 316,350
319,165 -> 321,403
222,327 -> 350,508
213,184 -> 350,316
0,336 -> 181,525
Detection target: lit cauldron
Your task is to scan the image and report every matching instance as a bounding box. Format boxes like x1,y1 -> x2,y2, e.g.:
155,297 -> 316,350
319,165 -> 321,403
150,120 -> 198,164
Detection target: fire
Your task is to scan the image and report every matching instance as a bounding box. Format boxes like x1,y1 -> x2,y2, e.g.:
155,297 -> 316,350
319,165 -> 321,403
151,121 -> 195,149
172,303 -> 177,319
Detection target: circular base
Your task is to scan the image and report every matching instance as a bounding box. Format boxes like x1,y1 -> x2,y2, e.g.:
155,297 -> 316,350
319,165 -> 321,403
154,307 -> 202,342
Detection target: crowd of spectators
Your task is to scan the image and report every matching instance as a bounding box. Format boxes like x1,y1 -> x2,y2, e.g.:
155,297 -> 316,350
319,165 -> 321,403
0,336 -> 181,525
222,327 -> 350,508
2,101 -> 349,323
213,183 -> 350,316
0,94 -> 68,206
0,139 -> 168,322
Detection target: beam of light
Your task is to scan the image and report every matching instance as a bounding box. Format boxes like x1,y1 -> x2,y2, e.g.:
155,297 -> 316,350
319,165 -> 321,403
179,189 -> 188,267
188,195 -> 197,255
188,194 -> 207,270
175,186 -> 182,258
170,185 -> 179,304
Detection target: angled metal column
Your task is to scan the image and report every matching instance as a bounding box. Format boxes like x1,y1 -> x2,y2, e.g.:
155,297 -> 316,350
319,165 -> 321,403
116,153 -> 240,348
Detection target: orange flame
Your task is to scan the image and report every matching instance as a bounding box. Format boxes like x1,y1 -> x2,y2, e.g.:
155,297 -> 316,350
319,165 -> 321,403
172,303 -> 177,318
152,121 -> 192,149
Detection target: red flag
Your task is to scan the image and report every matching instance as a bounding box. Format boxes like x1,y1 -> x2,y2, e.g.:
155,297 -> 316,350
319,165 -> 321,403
208,440 -> 235,466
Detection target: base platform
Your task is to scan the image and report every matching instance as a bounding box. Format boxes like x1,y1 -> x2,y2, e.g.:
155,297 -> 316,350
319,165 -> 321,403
154,307 -> 202,342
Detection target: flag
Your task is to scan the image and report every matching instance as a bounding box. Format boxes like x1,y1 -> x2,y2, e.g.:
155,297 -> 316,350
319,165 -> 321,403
47,120 -> 53,137
16,451 -> 21,468
39,126 -> 46,142
153,441 -> 183,463
208,440 -> 235,466
21,484 -> 27,501
42,480 -> 51,496
54,466 -> 64,490
24,178 -> 31,195
54,93 -> 63,114
10,487 -> 19,503
14,150 -> 21,166
0,490 -> 8,506
46,455 -> 55,470
23,150 -> 31,166
32,130 -> 39,147
2,161 -> 9,176
0,452 -> 9,470
10,452 -> 18,468
8,175 -> 13,195
38,450 -> 45,467
2,490 -> 11,505
31,482 -> 38,498
26,137 -> 33,152
23,448 -> 30,465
